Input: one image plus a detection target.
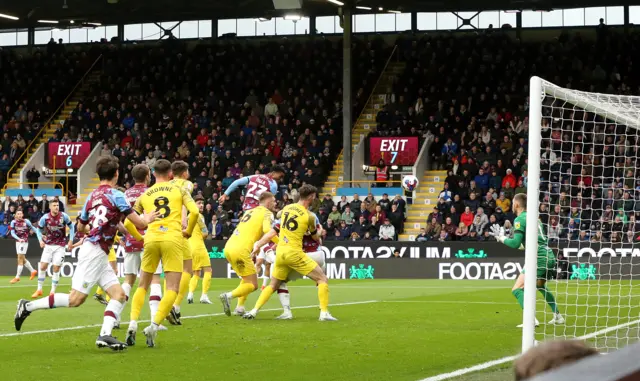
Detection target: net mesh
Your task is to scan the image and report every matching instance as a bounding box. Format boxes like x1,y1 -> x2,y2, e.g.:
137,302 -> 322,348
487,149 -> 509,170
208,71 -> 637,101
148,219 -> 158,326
532,79 -> 640,353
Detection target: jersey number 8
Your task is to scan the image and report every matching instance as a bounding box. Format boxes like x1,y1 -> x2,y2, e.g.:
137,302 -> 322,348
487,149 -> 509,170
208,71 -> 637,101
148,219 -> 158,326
154,196 -> 171,218
282,212 -> 299,231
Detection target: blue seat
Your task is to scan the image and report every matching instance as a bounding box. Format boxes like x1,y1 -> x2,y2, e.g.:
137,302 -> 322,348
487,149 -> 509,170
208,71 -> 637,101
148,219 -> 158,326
336,187 -> 404,197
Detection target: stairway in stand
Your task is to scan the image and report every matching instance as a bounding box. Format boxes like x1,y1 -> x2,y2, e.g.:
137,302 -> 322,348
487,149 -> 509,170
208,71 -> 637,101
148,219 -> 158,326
398,169 -> 448,241
319,61 -> 405,196
67,176 -> 100,217
4,71 -> 102,193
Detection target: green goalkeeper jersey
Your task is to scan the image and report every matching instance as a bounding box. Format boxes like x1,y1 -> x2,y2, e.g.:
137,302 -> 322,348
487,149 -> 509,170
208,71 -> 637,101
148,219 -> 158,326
513,211 -> 554,260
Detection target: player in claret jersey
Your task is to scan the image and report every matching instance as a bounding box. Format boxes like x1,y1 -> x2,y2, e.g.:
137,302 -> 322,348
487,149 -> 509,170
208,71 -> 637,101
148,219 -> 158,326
9,208 -> 38,284
32,199 -> 74,298
219,166 -> 285,211
14,156 -> 157,351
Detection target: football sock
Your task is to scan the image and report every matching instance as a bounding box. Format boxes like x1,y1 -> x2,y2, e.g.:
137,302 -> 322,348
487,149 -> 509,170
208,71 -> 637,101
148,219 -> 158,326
154,290 -> 178,325
277,283 -> 290,312
237,296 -> 247,308
149,283 -> 162,321
130,287 -> 147,321
189,274 -> 200,294
512,288 -> 525,309
230,282 -> 256,299
262,277 -> 268,288
24,260 -> 35,272
100,299 -> 124,336
537,285 -> 559,314
96,287 -> 104,296
174,272 -> 191,308
26,293 -> 69,311
202,271 -> 212,296
16,265 -> 23,278
318,283 -> 329,313
50,271 -> 60,294
37,269 -> 46,291
253,285 -> 275,311
121,283 -> 131,302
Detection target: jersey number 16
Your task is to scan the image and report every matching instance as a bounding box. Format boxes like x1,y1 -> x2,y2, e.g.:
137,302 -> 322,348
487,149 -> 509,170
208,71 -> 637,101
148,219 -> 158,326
282,212 -> 299,231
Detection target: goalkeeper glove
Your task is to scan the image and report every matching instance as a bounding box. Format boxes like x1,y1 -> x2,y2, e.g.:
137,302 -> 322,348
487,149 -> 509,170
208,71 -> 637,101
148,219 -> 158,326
489,224 -> 506,243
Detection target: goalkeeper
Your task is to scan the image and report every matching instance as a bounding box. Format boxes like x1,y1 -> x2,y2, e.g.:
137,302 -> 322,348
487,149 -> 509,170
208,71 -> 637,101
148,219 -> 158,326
490,193 -> 564,327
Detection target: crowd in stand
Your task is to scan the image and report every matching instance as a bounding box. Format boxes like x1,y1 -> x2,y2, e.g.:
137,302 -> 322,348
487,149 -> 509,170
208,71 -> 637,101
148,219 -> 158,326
0,37 -> 392,237
380,29 -> 640,243
0,46 -> 99,187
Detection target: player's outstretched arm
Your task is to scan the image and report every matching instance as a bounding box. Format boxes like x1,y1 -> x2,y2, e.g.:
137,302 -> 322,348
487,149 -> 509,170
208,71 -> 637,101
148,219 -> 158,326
122,219 -> 144,241
220,176 -> 251,203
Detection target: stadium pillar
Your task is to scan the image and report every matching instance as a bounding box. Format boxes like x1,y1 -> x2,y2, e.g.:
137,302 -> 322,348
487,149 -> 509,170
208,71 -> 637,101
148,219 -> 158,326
27,27 -> 34,49
117,24 -> 124,42
212,18 -> 218,39
342,6 -> 353,182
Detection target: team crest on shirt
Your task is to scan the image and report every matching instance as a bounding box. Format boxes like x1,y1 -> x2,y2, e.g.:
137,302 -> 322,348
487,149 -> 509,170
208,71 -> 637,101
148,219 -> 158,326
82,282 -> 89,289
515,222 -> 521,230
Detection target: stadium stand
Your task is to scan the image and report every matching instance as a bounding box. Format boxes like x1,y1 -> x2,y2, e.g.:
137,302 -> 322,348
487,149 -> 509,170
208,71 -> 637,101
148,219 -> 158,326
2,38 -> 392,228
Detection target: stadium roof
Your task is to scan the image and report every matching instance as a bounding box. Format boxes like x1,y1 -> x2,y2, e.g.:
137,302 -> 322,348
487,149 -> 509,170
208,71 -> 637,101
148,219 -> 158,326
0,0 -> 626,29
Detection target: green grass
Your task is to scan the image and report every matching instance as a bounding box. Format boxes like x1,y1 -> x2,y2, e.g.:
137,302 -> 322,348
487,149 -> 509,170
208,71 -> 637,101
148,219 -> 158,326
0,277 -> 638,381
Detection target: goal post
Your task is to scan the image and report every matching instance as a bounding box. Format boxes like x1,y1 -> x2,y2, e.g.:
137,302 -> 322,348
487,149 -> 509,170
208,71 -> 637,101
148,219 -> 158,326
524,76 -> 640,353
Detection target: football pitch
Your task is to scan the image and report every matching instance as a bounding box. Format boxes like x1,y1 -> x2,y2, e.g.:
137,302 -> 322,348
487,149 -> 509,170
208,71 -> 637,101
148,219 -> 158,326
0,277 -> 639,381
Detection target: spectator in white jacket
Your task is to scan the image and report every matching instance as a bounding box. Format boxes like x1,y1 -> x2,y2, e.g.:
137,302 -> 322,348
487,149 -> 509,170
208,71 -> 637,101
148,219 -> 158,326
475,207 -> 489,232
264,98 -> 279,117
379,218 -> 396,241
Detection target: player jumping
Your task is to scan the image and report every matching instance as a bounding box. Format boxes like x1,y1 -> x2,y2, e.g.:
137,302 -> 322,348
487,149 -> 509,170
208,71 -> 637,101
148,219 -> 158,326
33,199 -> 74,298
490,193 -> 564,327
187,195 -> 213,305
9,208 -> 38,283
219,167 -> 285,290
243,185 -> 337,321
14,156 -> 157,350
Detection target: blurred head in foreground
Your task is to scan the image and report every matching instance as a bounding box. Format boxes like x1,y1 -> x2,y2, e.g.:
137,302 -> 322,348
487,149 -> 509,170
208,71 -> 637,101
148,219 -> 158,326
514,340 -> 599,381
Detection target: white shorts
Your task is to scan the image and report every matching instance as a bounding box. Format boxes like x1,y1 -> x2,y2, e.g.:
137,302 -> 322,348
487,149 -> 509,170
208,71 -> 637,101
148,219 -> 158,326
40,245 -> 65,266
286,250 -> 326,282
124,251 -> 142,275
16,242 -> 28,255
71,241 -> 120,295
260,246 -> 276,265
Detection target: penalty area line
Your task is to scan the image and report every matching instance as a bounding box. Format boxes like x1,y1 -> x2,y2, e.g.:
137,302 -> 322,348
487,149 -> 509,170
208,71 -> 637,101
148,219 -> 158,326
0,300 -> 378,338
417,317 -> 640,381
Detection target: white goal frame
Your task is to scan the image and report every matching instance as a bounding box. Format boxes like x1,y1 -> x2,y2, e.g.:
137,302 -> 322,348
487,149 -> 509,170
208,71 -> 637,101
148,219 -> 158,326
523,76 -> 640,352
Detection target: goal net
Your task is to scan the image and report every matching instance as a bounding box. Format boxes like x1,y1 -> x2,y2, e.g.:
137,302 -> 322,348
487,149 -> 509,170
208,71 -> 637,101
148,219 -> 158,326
523,77 -> 640,353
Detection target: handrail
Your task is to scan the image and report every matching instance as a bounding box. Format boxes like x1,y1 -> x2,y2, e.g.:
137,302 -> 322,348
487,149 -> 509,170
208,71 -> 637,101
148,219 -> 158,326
337,45 -> 399,160
6,54 -> 103,183
3,182 -> 64,192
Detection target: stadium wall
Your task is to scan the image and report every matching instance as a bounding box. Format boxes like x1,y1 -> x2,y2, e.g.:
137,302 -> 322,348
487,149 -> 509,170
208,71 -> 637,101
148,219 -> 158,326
1,240 -> 637,280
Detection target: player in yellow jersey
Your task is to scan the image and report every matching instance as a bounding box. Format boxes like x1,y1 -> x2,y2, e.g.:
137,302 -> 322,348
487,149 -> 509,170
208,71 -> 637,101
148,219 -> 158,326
243,185 -> 337,321
187,195 -> 213,305
167,160 -> 195,324
125,159 -> 200,348
218,192 -> 277,316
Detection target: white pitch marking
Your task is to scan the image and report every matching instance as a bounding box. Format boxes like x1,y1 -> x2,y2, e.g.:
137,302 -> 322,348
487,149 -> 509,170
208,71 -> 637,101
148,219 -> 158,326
0,300 -> 378,338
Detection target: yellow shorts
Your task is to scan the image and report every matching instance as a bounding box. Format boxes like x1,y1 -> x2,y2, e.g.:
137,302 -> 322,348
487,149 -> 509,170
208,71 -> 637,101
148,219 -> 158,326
272,250 -> 318,281
142,240 -> 187,273
193,249 -> 210,271
225,247 -> 256,277
182,238 -> 192,260
108,248 -> 116,262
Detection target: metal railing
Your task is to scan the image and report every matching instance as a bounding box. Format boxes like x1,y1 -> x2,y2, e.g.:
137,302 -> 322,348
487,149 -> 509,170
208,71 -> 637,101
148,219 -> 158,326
3,181 -> 64,193
324,180 -> 402,194
6,54 -> 103,183
336,45 -> 400,162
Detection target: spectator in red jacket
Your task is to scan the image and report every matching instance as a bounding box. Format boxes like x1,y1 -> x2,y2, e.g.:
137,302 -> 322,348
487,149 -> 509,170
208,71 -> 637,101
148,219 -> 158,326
460,206 -> 475,227
502,168 -> 517,189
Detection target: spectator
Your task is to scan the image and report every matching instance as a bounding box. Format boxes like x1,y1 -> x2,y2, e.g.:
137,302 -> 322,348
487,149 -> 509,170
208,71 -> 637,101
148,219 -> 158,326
367,216 -> 380,239
480,192 -> 497,216
352,215 -> 370,238
438,183 -> 453,202
26,167 -> 40,189
321,194 -> 335,213
349,194 -> 362,212
454,222 -> 469,240
502,168 -> 517,190
463,230 -> 479,241
324,219 -> 337,236
338,196 -> 349,212
428,206 -> 443,224
357,202 -> 371,222
338,220 -> 352,238
341,206 -> 355,226
328,206 -> 341,222
392,195 -> 406,214
476,207 -> 489,232
388,203 -> 404,234
379,219 -> 396,241
438,230 -> 451,242
378,193 -> 391,212
464,192 -> 480,212
496,192 -> 511,212
442,217 -> 456,237
474,168 -> 489,193
415,228 -> 429,242
221,219 -> 234,240
425,217 -> 442,240
460,206 -> 475,227
210,215 -> 222,239
370,205 -> 386,223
